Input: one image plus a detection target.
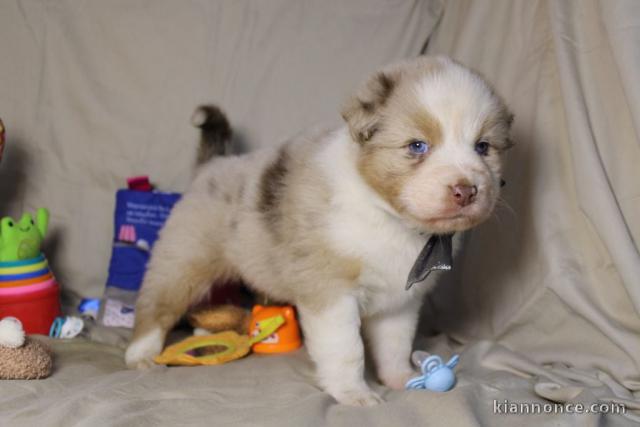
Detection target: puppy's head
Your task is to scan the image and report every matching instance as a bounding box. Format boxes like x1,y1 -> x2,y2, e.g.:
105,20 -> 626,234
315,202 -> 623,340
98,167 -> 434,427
342,56 -> 514,233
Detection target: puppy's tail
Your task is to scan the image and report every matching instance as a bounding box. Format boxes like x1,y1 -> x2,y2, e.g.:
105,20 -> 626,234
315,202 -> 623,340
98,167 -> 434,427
191,105 -> 232,165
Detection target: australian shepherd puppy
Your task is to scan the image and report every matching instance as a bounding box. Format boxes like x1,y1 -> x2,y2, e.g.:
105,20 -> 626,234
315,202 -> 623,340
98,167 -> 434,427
125,55 -> 513,406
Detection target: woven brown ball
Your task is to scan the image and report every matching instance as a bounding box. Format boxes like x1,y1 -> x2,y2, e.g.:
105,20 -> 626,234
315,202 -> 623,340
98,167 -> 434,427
0,337 -> 53,380
188,305 -> 251,334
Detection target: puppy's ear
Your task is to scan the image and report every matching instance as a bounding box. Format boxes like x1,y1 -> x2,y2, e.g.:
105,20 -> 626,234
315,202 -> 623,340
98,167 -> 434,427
506,112 -> 515,128
341,71 -> 398,144
504,113 -> 515,150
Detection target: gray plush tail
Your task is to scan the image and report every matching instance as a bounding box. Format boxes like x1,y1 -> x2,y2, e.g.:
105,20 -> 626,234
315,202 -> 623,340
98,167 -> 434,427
191,105 -> 232,164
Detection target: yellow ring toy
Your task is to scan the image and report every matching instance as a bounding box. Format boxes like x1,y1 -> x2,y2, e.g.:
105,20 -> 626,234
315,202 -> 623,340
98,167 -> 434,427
0,259 -> 48,275
154,315 -> 285,366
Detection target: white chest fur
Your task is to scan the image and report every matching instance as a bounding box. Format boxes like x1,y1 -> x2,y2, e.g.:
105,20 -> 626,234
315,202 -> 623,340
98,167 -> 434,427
329,206 -> 427,315
319,130 -> 429,316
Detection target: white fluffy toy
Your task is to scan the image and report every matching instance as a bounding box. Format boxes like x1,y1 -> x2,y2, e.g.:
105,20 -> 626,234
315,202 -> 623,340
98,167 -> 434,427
0,317 -> 25,348
0,317 -> 53,380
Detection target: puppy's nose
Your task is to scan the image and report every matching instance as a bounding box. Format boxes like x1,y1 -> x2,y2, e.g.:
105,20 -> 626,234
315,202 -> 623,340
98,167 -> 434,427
451,183 -> 478,207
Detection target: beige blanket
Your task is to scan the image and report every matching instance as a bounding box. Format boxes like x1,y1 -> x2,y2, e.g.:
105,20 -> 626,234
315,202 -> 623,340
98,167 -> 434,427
0,0 -> 638,425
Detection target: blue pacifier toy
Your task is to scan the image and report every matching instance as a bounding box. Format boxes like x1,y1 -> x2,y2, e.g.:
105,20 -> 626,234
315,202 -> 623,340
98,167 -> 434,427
405,350 -> 460,392
49,316 -> 84,339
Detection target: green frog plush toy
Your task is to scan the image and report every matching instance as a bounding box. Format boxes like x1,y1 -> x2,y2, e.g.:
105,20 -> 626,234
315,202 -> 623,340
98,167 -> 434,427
0,208 -> 49,262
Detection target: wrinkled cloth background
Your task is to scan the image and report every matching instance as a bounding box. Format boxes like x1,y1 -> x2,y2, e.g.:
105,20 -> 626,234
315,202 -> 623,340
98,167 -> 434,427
1,0 -> 639,426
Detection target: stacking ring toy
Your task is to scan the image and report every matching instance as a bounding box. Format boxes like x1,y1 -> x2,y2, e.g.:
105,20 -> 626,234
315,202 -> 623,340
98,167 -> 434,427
0,268 -> 51,282
0,259 -> 48,275
0,278 -> 56,296
0,273 -> 53,288
0,282 -> 61,335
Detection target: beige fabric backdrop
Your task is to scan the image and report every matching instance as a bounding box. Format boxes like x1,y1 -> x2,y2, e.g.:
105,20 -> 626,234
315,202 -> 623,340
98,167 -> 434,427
0,0 -> 439,305
1,0 -> 639,425
423,0 -> 640,419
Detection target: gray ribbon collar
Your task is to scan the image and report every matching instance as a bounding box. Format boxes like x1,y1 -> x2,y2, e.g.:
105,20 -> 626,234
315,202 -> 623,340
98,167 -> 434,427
406,233 -> 453,290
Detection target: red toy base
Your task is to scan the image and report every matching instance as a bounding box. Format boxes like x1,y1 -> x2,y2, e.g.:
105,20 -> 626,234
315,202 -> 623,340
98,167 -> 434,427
0,283 -> 61,334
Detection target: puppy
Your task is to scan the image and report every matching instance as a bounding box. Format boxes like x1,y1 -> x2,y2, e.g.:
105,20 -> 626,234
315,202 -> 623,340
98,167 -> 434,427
125,55 -> 513,406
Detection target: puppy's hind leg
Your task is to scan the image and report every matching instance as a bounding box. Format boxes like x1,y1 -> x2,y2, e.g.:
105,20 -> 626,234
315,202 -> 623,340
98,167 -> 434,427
125,222 -> 236,369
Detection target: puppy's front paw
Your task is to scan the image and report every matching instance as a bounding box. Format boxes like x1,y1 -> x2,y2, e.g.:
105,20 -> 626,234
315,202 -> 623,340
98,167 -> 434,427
125,346 -> 160,370
125,329 -> 164,369
333,388 -> 384,406
125,347 -> 158,370
380,368 -> 416,390
128,357 -> 157,370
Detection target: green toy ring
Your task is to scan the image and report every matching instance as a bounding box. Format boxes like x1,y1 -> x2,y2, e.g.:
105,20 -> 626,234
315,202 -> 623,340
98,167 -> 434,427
0,254 -> 45,268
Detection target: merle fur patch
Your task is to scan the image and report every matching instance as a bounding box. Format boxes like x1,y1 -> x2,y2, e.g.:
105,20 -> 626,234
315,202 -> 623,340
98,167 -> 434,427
258,148 -> 290,224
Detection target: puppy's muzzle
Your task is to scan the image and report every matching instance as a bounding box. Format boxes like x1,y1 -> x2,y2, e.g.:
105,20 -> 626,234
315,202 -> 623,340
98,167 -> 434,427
450,183 -> 478,207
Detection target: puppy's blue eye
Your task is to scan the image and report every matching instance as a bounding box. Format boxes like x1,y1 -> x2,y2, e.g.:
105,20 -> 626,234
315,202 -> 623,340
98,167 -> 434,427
408,140 -> 429,155
475,140 -> 490,156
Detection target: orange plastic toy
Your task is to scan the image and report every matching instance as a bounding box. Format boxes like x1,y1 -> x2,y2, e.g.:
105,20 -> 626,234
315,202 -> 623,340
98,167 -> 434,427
250,305 -> 301,354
